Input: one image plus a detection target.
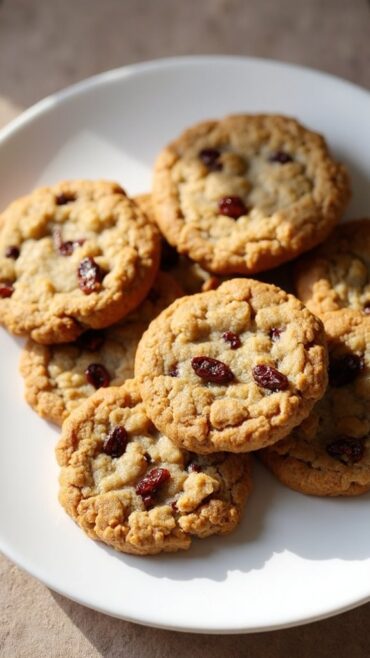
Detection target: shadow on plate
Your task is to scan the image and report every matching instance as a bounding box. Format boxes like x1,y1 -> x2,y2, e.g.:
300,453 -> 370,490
90,460 -> 370,583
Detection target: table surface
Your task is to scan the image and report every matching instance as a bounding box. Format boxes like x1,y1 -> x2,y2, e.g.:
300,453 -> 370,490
0,1 -> 369,656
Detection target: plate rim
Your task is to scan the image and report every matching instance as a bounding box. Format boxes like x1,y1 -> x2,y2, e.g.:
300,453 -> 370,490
0,54 -> 369,148
0,54 -> 370,634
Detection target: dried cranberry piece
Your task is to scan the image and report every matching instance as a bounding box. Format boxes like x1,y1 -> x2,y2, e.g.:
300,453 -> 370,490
160,240 -> 179,271
218,196 -> 247,219
188,463 -> 202,473
103,426 -> 128,458
0,282 -> 14,298
78,257 -> 103,294
168,364 -> 178,377
191,356 -> 234,384
85,363 -> 110,388
326,437 -> 365,464
136,468 -> 171,500
199,148 -> 223,171
329,354 -> 364,387
252,364 -> 289,391
76,329 -> 105,352
222,331 -> 241,349
5,246 -> 19,259
269,327 -> 283,341
55,192 -> 76,205
363,303 -> 370,315
269,151 -> 293,164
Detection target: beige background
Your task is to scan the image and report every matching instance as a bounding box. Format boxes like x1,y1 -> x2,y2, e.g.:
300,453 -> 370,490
0,0 -> 370,656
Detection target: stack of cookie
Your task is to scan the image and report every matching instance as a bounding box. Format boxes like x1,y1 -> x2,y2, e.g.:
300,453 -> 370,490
261,221 -> 370,495
0,113 -> 368,558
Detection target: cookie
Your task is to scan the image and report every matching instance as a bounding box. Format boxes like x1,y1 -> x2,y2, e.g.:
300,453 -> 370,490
20,272 -> 183,425
0,181 -> 160,343
56,380 -> 252,555
152,114 -> 350,275
295,219 -> 370,317
260,311 -> 370,496
135,193 -> 222,293
135,278 -> 328,454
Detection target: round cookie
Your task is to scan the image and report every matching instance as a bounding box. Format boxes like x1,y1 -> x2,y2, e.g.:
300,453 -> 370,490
20,272 -> 183,425
260,311 -> 370,496
56,380 -> 252,556
135,278 -> 328,454
295,219 -> 370,317
0,180 -> 160,343
152,114 -> 350,275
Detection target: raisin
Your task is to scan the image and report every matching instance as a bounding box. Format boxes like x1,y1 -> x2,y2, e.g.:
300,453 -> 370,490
222,331 -> 241,349
199,148 -> 222,171
329,354 -> 364,387
160,240 -> 179,271
269,151 -> 293,164
85,363 -> 110,388
269,327 -> 283,341
0,282 -> 14,298
191,356 -> 234,383
168,364 -> 178,377
252,364 -> 289,391
5,246 -> 19,259
136,468 -> 171,499
54,228 -> 84,256
60,239 -> 85,256
326,437 -> 365,464
55,192 -> 76,205
103,426 -> 128,458
76,329 -> 105,352
78,257 -> 103,294
218,196 -> 247,219
142,494 -> 156,509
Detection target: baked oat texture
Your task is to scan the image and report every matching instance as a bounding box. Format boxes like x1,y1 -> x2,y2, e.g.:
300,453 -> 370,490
295,219 -> 370,317
20,272 -> 183,425
56,380 -> 252,555
260,311 -> 370,496
135,278 -> 328,454
152,114 -> 350,275
0,181 -> 160,343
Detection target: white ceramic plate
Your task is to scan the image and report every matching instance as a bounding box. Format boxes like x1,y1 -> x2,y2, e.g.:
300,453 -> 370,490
0,56 -> 369,634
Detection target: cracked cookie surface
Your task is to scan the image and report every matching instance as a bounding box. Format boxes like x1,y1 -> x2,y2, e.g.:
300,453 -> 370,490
0,181 -> 160,343
56,380 -> 252,555
135,278 -> 328,454
260,311 -> 370,496
152,114 -> 350,275
295,219 -> 370,317
20,272 -> 182,425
